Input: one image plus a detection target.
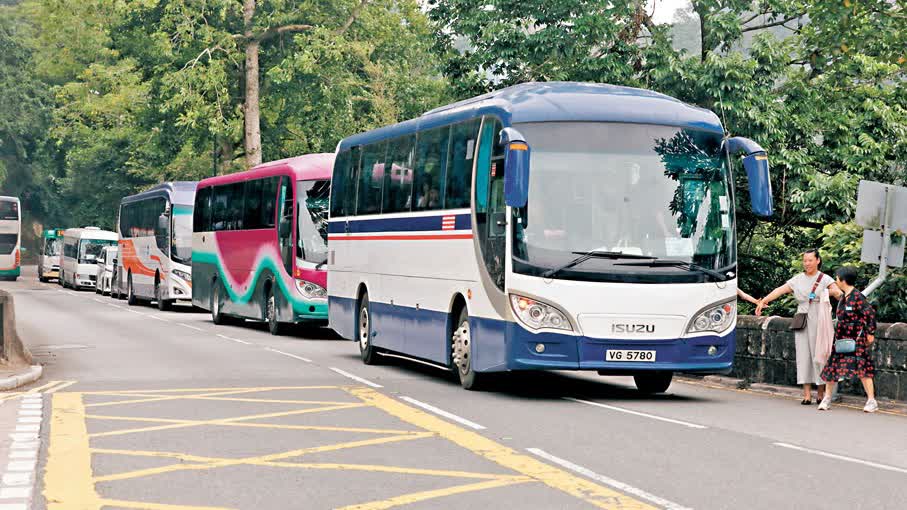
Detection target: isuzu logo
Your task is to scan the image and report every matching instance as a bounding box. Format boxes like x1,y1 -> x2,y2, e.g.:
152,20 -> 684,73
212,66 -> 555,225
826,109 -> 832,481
612,324 -> 655,334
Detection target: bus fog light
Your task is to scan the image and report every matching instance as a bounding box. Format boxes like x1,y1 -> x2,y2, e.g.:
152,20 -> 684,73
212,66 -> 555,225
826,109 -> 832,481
510,294 -> 573,332
535,343 -> 546,353
687,299 -> 736,334
708,345 -> 718,356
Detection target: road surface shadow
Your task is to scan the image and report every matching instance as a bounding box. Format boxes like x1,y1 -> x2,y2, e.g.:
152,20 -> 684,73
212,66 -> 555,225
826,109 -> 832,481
343,352 -> 705,403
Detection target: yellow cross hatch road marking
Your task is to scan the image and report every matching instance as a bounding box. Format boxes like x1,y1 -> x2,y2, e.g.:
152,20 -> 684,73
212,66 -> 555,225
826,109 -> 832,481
46,386 -> 658,510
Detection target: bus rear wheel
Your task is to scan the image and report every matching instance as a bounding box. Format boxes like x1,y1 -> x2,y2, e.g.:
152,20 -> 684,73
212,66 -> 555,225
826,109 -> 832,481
634,372 -> 673,394
211,281 -> 233,325
452,307 -> 485,390
266,287 -> 285,336
357,293 -> 380,365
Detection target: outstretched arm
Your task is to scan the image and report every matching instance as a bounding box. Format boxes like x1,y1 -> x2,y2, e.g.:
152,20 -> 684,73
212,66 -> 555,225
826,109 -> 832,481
756,284 -> 792,316
736,288 -> 759,305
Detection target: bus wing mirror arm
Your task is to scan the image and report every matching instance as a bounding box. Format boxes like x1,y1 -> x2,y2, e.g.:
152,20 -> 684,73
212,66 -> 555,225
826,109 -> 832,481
725,136 -> 773,218
500,128 -> 530,208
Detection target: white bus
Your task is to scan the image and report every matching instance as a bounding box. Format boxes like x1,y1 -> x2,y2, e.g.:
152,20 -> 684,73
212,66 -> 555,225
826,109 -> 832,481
114,182 -> 196,310
61,227 -> 119,290
38,228 -> 65,282
0,197 -> 21,281
328,82 -> 774,391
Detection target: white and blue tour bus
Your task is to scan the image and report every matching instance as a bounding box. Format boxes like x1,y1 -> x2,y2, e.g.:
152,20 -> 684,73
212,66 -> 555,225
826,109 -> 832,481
0,197 -> 21,281
327,82 -> 774,391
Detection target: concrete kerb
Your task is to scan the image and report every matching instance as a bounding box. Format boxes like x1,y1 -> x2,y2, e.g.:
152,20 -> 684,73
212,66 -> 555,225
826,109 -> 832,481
677,375 -> 907,415
0,365 -> 43,391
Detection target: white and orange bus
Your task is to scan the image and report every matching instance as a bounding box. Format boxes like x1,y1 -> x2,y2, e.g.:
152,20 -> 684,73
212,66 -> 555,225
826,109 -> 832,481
114,182 -> 197,310
0,197 -> 21,281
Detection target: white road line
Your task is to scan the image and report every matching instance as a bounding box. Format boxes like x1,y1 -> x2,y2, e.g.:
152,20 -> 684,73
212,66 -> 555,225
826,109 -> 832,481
527,448 -> 694,510
45,381 -> 76,394
399,397 -> 485,430
773,442 -> 907,475
177,323 -> 204,332
329,367 -> 382,388
126,309 -> 146,316
92,298 -> 105,303
564,398 -> 707,430
216,334 -> 250,345
264,348 -> 312,363
148,314 -> 171,323
108,304 -> 123,309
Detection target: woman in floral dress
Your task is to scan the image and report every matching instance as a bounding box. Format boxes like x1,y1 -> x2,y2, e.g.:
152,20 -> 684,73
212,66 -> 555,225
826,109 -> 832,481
818,266 -> 878,413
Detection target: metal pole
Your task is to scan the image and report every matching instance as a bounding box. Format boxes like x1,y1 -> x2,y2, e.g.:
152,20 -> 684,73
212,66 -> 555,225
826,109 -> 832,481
213,135 -> 218,177
864,186 -> 891,296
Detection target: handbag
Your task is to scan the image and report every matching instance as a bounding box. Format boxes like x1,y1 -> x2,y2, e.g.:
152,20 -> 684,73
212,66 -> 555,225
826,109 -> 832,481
834,338 -> 857,354
789,273 -> 825,331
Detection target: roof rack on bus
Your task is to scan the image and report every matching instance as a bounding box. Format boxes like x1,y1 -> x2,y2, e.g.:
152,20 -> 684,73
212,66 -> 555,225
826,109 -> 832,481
83,226 -> 101,230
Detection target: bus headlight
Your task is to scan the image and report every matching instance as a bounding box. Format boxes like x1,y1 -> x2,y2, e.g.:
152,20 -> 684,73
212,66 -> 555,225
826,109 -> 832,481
510,294 -> 573,332
172,269 -> 191,282
687,299 -> 736,334
295,280 -> 327,299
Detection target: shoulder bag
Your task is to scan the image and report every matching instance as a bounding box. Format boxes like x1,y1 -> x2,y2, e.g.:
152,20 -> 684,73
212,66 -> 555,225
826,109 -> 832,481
789,273 -> 825,331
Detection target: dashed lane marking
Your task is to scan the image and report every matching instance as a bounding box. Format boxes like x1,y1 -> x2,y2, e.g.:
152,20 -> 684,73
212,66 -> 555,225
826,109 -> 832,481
527,448 -> 693,510
264,348 -> 312,363
399,397 -> 485,430
177,323 -> 204,332
329,368 -> 382,388
215,334 -> 250,345
773,442 -> 907,475
564,398 -> 707,430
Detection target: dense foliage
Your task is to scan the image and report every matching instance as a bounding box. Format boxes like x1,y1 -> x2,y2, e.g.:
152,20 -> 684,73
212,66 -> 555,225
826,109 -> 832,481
1,0 -> 904,319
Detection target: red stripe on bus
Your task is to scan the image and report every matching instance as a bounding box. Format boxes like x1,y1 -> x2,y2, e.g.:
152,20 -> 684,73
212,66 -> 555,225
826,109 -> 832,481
328,233 -> 473,241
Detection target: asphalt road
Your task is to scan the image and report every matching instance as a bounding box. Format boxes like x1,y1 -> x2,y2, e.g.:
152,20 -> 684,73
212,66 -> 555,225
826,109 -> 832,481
3,266 -> 906,510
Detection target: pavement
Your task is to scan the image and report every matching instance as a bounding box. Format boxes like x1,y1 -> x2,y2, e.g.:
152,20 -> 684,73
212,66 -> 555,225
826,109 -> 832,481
2,265 -> 907,510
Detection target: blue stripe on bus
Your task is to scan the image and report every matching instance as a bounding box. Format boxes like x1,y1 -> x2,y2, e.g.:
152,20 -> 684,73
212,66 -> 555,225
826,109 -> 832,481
327,213 -> 471,234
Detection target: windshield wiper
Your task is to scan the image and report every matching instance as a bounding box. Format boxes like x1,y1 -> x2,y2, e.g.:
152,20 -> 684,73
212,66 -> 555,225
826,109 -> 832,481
615,258 -> 731,281
315,260 -> 328,271
541,250 -> 657,279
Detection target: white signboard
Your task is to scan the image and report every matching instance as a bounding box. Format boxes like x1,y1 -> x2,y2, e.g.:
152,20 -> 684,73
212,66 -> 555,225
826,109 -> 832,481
855,180 -> 907,233
860,230 -> 905,268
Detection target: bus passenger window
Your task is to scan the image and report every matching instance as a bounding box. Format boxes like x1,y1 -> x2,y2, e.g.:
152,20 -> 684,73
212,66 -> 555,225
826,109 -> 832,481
261,177 -> 279,228
358,142 -> 387,215
446,119 -> 481,209
413,126 -> 449,211
243,179 -> 263,229
382,135 -> 415,214
330,150 -> 352,217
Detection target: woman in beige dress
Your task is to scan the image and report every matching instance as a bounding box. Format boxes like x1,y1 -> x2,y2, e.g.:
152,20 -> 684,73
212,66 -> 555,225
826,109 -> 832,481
757,250 -> 842,404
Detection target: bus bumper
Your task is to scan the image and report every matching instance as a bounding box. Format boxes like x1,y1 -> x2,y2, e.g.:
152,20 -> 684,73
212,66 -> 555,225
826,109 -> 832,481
503,322 -> 735,374
292,301 -> 328,323
0,268 -> 20,278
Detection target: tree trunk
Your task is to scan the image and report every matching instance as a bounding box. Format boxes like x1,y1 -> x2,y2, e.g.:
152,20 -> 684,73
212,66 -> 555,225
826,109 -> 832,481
242,0 -> 262,168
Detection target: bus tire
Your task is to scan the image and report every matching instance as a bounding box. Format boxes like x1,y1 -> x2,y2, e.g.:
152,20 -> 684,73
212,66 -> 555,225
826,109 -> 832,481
127,273 -> 139,306
39,276 -> 47,283
357,293 -> 380,365
633,372 -> 673,394
452,307 -> 485,390
211,281 -> 231,325
266,286 -> 285,336
156,278 -> 172,311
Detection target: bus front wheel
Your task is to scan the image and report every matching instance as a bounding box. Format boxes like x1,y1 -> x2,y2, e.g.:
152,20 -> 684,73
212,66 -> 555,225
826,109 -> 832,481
357,294 -> 380,365
127,273 -> 140,306
452,308 -> 485,390
634,372 -> 673,394
266,287 -> 285,336
156,278 -> 172,311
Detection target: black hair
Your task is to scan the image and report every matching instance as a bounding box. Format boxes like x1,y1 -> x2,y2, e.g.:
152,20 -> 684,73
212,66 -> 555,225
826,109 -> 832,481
836,266 -> 859,286
803,248 -> 822,268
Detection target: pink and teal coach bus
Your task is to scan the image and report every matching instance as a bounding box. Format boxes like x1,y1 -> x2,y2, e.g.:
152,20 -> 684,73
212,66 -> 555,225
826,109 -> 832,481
192,154 -> 333,335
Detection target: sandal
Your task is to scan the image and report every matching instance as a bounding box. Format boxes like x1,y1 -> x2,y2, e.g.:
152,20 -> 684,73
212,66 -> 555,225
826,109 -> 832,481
801,399 -> 812,405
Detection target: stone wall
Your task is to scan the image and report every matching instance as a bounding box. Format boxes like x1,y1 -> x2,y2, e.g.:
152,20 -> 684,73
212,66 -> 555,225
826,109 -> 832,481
732,316 -> 907,400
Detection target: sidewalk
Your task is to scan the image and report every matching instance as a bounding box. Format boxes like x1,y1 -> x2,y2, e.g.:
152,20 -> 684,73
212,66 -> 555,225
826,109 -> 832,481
677,374 -> 907,416
0,366 -> 42,392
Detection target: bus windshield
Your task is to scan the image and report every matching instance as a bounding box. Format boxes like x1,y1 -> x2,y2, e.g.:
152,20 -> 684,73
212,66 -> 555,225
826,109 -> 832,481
296,180 -> 330,266
172,207 -> 193,265
512,122 -> 735,283
79,239 -> 117,264
44,237 -> 61,257
0,201 -> 18,221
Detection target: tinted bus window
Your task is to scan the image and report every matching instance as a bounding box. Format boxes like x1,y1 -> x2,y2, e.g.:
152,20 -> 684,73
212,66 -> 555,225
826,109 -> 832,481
0,201 -> 19,220
382,135 -> 415,214
0,234 -> 17,254
413,126 -> 449,211
330,150 -> 351,218
261,177 -> 279,228
193,187 -> 211,232
358,142 -> 386,215
244,179 -> 263,229
446,119 -> 481,209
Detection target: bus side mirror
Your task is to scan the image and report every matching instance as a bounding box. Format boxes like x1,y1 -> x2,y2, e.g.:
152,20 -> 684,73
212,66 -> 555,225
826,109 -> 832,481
157,214 -> 169,235
501,128 -> 530,208
726,136 -> 773,217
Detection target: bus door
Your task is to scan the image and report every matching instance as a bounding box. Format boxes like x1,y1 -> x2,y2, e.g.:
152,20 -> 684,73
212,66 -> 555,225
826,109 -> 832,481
475,118 -> 507,291
278,177 -> 295,278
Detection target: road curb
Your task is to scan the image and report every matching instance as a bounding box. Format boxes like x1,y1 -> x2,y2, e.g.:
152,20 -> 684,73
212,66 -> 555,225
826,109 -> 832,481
677,374 -> 907,415
0,365 -> 43,391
